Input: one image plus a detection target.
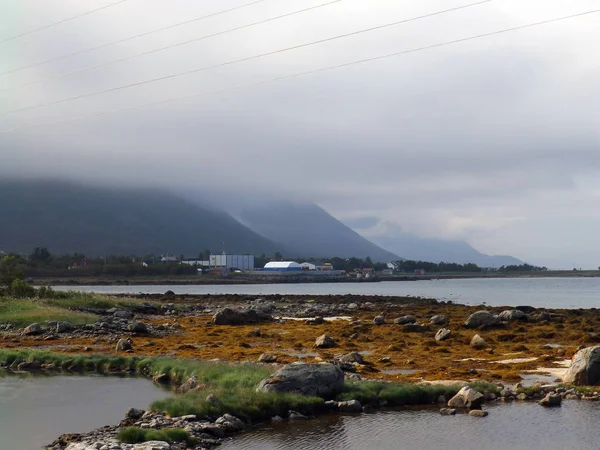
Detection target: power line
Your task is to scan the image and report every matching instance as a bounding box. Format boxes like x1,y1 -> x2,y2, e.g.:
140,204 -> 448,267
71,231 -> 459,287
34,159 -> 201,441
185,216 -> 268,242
0,0 -> 132,45
0,0 -> 271,77
2,7 -> 598,134
1,0 -> 491,116
0,0 -> 343,94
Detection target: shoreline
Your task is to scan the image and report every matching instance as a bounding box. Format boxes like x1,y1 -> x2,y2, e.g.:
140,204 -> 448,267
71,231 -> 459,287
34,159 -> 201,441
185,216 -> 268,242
32,271 -> 600,286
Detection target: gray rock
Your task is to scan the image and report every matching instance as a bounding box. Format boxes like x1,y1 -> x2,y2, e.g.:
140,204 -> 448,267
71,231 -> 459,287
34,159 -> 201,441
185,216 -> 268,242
17,361 -> 41,371
315,334 -> 335,348
498,310 -> 527,322
469,410 -> 489,417
339,352 -> 364,364
288,410 -> 308,420
178,376 -> 198,393
430,315 -> 449,325
56,321 -> 73,333
133,442 -> 171,450
215,413 -> 245,432
373,316 -> 385,326
126,408 -> 145,419
113,310 -> 134,320
115,338 -> 132,352
470,334 -> 486,349
338,400 -> 363,413
347,303 -> 359,310
439,408 -> 456,415
539,393 -> 562,407
127,321 -> 148,333
324,400 -> 339,409
198,423 -> 225,438
206,394 -> 220,404
464,311 -> 499,328
23,323 -> 42,335
435,328 -> 451,342
562,346 -> 600,386
394,315 -> 416,325
256,363 -> 345,397
258,353 -> 278,363
447,386 -> 484,409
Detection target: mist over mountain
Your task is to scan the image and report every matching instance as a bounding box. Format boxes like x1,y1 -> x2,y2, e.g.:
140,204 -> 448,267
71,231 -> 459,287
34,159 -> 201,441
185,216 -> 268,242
350,220 -> 523,267
238,201 -> 400,262
0,180 -> 281,257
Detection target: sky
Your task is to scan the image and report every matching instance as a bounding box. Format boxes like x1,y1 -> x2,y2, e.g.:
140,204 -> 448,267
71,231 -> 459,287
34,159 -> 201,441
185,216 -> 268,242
0,0 -> 599,269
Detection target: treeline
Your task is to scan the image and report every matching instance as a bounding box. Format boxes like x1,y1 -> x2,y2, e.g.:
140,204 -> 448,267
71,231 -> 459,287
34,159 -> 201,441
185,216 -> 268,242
1,248 -> 198,278
498,263 -> 548,272
393,260 -> 482,273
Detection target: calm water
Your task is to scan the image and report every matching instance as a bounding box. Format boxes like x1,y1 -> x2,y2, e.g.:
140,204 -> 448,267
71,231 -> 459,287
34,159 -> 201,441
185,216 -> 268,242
56,277 -> 600,309
0,375 -> 169,450
221,402 -> 600,450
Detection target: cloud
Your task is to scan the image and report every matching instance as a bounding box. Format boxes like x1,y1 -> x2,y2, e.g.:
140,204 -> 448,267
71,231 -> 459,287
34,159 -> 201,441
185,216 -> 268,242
1,0 -> 599,267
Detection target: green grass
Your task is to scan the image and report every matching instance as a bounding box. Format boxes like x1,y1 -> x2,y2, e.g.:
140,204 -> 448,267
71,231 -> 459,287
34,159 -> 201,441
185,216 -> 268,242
0,350 -> 500,428
119,427 -> 197,445
0,297 -> 98,327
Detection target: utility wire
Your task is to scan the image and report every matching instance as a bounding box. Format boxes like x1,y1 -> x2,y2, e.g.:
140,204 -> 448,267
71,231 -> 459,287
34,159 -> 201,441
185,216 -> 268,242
0,0 -> 343,94
1,7 -> 598,134
0,0 -> 132,45
0,0 -> 271,76
1,0 -> 491,116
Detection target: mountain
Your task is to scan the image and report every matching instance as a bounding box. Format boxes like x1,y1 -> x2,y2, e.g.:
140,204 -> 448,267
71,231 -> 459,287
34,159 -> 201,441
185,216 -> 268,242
239,202 -> 400,262
0,180 -> 281,256
352,221 -> 523,267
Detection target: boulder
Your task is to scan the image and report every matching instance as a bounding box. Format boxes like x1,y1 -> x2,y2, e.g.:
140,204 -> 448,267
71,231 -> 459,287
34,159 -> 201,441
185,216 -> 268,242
430,315 -> 449,325
256,363 -> 344,397
394,315 -> 416,325
562,346 -> 600,386
113,310 -> 134,320
447,386 -> 484,409
178,376 -> 198,393
127,321 -> 148,333
23,323 -> 42,335
339,352 -> 364,364
115,338 -> 132,352
56,321 -> 73,333
213,308 -> 272,325
469,410 -> 489,417
215,413 -> 245,432
470,334 -> 486,349
464,311 -> 499,328
498,310 -> 527,322
435,328 -> 451,342
373,316 -> 385,326
315,334 -> 335,348
539,393 -> 562,407
258,353 -> 278,363
17,361 -> 41,371
337,400 -> 363,413
439,408 -> 456,415
126,408 -> 145,419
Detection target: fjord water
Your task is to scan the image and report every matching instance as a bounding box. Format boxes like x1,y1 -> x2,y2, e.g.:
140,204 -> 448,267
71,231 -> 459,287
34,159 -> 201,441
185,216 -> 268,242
57,277 -> 600,309
0,374 -> 169,450
220,402 -> 600,450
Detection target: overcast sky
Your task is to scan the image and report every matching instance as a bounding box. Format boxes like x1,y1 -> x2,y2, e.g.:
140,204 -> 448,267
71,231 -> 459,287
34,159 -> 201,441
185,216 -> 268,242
1,0 -> 599,268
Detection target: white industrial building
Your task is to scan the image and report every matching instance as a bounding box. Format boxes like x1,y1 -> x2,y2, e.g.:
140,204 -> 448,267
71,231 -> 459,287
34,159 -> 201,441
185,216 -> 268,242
264,261 -> 302,272
210,254 -> 255,271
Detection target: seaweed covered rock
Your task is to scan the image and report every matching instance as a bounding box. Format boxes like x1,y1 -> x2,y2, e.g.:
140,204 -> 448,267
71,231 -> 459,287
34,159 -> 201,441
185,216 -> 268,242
498,310 -> 527,322
213,308 -> 272,325
464,311 -> 498,329
563,346 -> 600,386
256,363 -> 344,397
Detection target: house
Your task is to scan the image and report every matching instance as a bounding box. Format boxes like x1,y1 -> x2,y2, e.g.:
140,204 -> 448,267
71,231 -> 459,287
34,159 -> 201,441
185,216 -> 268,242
415,269 -> 426,275
160,255 -> 179,264
301,262 -> 317,271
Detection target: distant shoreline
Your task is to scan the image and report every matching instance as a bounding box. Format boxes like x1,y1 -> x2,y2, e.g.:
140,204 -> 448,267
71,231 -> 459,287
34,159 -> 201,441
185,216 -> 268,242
33,270 -> 600,286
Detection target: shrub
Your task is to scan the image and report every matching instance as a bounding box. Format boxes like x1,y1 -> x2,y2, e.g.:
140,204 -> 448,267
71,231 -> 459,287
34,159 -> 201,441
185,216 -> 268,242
10,279 -> 35,298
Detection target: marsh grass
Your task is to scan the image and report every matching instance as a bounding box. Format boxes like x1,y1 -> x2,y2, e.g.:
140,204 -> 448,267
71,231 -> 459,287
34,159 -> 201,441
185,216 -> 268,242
0,298 -> 97,327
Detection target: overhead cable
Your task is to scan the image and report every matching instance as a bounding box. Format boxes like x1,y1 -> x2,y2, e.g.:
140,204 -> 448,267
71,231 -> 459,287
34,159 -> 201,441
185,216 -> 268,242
2,7 -> 598,134
0,0 -> 132,44
1,0 -> 492,116
0,0 -> 343,94
0,0 -> 271,76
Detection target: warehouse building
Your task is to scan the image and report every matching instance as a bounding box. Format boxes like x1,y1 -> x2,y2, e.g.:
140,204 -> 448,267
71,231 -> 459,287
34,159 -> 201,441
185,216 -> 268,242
263,261 -> 303,272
